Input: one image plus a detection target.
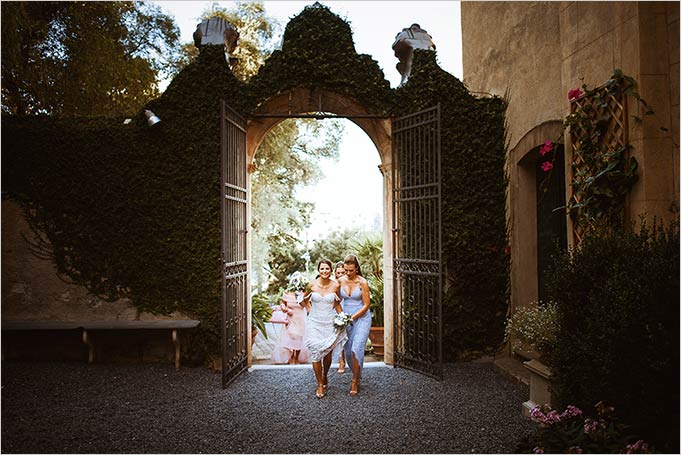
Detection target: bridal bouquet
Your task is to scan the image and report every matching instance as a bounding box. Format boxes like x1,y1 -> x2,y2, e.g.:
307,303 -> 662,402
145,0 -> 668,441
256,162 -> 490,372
334,312 -> 353,331
285,271 -> 311,304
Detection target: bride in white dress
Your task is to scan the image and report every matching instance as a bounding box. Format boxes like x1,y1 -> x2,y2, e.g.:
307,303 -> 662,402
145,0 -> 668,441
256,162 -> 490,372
301,259 -> 348,399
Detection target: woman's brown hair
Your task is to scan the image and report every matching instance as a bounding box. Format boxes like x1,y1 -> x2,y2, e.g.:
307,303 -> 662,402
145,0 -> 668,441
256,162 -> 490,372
343,254 -> 363,276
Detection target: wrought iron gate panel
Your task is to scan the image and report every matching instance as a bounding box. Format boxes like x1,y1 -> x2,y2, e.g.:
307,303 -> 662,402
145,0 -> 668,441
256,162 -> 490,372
391,105 -> 442,379
221,100 -> 248,388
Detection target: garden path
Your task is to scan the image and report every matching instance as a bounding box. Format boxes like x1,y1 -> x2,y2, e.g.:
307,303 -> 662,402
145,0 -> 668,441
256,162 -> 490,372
1,360 -> 534,453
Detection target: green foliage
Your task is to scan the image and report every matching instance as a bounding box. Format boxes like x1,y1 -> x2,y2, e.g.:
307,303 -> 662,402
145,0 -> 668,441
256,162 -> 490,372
397,51 -> 510,359
309,228 -> 364,265
562,70 -> 645,235
352,234 -> 383,278
368,275 -> 384,326
196,2 -> 277,82
247,3 -> 395,115
251,118 -> 343,293
251,293 -> 273,339
265,231 -> 308,294
1,1 -> 181,116
545,220 -> 680,452
2,4 -> 508,365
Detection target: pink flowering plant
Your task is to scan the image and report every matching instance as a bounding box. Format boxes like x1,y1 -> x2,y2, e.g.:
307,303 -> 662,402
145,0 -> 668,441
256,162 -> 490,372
525,402 -> 652,454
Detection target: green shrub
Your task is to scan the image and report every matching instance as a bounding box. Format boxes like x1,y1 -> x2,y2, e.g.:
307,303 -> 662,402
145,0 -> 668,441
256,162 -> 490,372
545,219 -> 679,452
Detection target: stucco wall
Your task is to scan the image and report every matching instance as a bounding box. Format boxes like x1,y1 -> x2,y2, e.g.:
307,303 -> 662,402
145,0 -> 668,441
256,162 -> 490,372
462,2 -> 564,150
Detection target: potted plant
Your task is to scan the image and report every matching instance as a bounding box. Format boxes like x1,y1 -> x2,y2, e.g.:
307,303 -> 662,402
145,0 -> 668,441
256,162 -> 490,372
505,301 -> 559,415
251,293 -> 273,346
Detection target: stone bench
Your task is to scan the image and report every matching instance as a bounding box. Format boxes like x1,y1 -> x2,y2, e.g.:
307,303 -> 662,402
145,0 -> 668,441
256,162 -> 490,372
1,320 -> 200,370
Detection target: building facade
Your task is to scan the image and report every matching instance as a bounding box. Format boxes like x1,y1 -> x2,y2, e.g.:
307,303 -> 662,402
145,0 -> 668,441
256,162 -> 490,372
461,1 -> 679,354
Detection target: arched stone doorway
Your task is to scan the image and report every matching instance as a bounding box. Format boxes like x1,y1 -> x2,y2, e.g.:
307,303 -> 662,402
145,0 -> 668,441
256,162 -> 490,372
508,120 -> 565,333
244,87 -> 395,366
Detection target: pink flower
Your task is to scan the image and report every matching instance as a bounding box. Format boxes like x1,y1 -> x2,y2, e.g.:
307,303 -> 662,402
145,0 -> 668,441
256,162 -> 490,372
533,448 -> 545,454
626,439 -> 650,454
568,87 -> 584,101
541,161 -> 554,172
561,405 -> 583,418
546,410 -> 561,424
540,140 -> 553,156
584,418 -> 598,434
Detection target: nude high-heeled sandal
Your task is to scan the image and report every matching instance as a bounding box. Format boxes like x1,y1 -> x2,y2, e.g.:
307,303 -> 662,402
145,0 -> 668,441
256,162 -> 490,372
349,379 -> 359,396
316,384 -> 325,399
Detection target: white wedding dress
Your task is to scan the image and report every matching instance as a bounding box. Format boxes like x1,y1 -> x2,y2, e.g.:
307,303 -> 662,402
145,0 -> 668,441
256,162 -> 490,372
303,292 -> 348,362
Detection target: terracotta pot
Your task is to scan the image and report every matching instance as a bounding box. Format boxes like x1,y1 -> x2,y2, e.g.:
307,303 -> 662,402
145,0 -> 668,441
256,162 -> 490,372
369,326 -> 384,356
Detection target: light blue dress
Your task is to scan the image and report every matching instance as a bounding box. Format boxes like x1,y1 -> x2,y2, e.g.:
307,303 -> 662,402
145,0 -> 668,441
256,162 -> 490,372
341,284 -> 372,374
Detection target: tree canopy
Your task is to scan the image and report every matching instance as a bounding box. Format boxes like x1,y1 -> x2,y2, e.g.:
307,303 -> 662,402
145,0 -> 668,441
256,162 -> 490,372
1,1 -> 181,116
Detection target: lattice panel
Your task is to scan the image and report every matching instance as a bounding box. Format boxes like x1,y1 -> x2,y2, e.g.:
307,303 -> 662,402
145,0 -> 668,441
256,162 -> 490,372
569,85 -> 629,244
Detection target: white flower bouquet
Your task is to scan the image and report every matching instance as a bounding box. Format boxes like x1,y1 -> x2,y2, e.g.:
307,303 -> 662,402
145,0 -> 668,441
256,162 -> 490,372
333,312 -> 353,331
285,271 -> 311,304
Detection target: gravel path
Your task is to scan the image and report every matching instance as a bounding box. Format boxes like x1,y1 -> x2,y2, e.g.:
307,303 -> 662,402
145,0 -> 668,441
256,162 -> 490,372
1,360 -> 534,453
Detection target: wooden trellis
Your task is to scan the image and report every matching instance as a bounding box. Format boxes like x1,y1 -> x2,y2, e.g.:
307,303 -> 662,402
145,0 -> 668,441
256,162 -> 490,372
569,84 -> 629,245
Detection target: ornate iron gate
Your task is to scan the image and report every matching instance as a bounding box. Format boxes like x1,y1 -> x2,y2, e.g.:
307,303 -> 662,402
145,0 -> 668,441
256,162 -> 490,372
391,105 -> 443,379
220,100 -> 249,388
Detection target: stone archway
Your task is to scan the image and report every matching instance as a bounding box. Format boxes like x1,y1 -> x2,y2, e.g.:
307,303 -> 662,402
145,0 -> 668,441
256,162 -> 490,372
244,87 -> 395,365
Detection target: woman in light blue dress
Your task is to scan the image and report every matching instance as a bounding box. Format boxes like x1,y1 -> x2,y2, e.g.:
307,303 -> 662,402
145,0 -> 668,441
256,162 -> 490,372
339,254 -> 372,396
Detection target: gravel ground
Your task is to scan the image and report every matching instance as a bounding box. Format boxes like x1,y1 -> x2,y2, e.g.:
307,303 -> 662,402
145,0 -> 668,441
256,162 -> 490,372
1,360 -> 534,454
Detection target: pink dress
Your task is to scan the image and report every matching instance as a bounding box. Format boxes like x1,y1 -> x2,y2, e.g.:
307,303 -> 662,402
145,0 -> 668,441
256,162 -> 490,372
271,292 -> 311,363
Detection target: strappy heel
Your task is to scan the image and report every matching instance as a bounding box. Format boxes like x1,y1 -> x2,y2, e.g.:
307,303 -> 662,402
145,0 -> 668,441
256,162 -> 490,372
349,379 -> 359,396
315,384 -> 325,399
322,375 -> 329,391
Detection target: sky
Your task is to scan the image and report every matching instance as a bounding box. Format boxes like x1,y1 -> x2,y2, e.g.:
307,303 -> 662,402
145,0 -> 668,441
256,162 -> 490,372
151,1 -> 462,241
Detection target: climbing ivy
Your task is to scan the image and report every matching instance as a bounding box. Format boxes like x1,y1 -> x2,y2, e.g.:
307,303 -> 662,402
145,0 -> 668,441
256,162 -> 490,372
396,51 -> 510,359
2,4 -> 508,364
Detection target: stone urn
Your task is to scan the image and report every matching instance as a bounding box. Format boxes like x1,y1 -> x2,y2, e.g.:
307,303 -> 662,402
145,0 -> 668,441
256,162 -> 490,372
522,358 -> 554,417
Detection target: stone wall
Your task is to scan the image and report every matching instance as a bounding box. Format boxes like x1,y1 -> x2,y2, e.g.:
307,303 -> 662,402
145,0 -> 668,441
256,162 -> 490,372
2,199 -> 137,321
2,198 -> 196,322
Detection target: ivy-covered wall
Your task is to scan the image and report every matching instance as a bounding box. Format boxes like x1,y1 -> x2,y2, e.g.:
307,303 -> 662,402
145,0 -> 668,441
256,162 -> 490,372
2,4 -> 508,363
395,51 -> 509,359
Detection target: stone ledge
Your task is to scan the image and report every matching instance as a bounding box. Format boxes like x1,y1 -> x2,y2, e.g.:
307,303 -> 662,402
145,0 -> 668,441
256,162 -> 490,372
494,355 -> 530,387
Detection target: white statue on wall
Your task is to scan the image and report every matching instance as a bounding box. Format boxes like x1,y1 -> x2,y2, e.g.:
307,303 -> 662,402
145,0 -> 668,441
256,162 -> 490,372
193,17 -> 240,68
392,24 -> 436,86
